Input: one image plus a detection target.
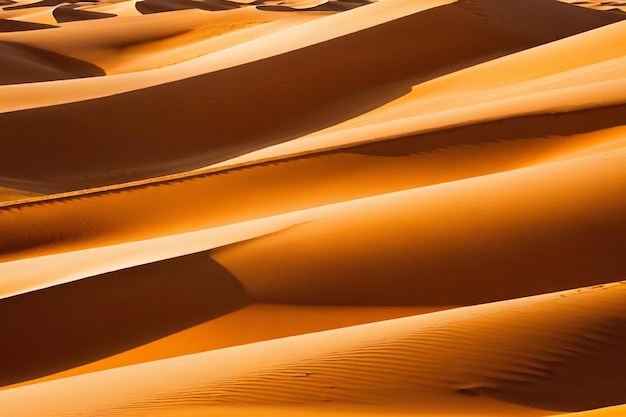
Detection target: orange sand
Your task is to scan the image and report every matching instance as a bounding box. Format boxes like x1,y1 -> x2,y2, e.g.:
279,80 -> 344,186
0,0 -> 625,415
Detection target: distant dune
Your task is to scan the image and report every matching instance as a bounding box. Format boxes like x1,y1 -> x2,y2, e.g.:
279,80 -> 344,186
0,0 -> 624,415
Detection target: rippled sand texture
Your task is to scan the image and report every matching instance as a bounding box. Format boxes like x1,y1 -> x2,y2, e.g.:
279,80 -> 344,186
1,0 -> 625,415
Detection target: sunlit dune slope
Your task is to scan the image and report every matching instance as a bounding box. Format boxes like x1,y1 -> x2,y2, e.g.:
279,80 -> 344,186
212,145 -> 626,305
1,103 -> 624,260
560,404 -> 626,417
1,303 -> 442,390
0,0 -> 622,191
1,117 -> 624,297
0,283 -> 624,416
0,7 -> 301,76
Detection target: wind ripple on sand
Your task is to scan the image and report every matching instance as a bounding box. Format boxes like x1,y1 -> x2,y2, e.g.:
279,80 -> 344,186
0,283 -> 624,416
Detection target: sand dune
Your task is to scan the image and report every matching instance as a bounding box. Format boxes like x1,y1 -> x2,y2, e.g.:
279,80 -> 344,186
0,252 -> 249,386
0,283 -> 624,416
2,104 -> 624,261
52,5 -> 116,22
2,303 -> 440,390
0,39 -> 104,84
0,0 -> 622,190
561,404 -> 626,417
1,0 -> 624,415
0,17 -> 56,30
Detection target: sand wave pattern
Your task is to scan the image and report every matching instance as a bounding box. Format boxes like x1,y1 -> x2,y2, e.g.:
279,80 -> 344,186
1,0 -> 625,415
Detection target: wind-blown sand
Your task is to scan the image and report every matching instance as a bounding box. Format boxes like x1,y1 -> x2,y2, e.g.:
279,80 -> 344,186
0,0 -> 625,415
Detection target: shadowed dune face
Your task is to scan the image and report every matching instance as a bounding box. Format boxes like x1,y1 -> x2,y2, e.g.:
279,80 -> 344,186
136,0 -> 241,14
0,40 -> 104,84
0,0 -> 622,190
0,252 -> 249,387
2,0 -> 97,10
0,18 -> 57,31
258,0 -> 371,12
53,5 -> 116,22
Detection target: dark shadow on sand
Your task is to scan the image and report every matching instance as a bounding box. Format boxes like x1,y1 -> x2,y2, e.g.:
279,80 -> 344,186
0,252 -> 250,387
0,40 -> 105,85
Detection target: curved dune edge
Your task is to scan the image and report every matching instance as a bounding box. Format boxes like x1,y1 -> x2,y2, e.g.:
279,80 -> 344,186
0,0 -> 455,113
1,304 -> 447,390
560,404 -> 626,417
0,7 -> 299,75
0,39 -> 105,84
1,0 -> 621,111
212,144 -> 626,305
1,105 -> 624,263
2,127 -> 624,301
0,252 -> 251,387
0,213 -> 306,298
0,282 -> 623,416
1,15 -> 624,197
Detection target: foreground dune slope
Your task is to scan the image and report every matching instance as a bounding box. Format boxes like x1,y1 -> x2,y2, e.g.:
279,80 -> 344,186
0,282 -> 624,416
1,303 -> 443,390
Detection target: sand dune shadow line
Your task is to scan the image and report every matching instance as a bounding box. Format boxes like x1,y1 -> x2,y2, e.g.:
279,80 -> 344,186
0,252 -> 250,387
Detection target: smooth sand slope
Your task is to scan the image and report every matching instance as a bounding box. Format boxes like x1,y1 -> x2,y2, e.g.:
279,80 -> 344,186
0,283 -> 625,416
0,0 -> 625,415
1,303 -> 443,390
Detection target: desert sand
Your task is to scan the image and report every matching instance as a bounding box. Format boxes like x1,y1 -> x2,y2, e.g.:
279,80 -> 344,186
0,0 -> 625,415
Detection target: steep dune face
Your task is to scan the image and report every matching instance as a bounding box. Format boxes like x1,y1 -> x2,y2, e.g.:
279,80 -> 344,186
1,0 -> 625,415
0,252 -> 249,386
52,5 -> 116,22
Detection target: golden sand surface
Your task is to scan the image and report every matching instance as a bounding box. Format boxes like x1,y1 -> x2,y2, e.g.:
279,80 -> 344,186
0,0 -> 625,415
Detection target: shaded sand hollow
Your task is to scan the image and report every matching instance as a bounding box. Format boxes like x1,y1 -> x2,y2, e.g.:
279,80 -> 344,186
0,0 -> 625,415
